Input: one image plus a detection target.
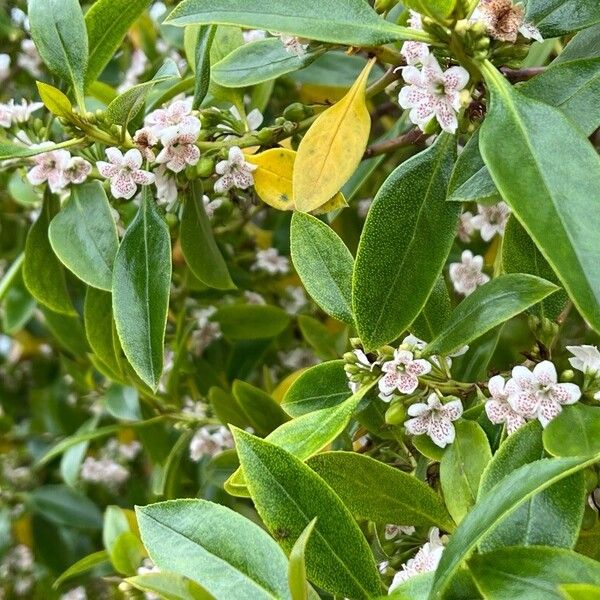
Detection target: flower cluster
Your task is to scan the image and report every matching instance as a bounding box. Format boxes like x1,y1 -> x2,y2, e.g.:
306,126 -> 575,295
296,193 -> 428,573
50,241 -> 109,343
189,425 -> 234,462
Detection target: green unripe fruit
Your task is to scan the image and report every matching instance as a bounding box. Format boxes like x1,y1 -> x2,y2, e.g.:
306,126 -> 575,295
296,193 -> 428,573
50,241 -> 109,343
283,102 -> 314,122
385,401 -> 408,426
196,156 -> 215,178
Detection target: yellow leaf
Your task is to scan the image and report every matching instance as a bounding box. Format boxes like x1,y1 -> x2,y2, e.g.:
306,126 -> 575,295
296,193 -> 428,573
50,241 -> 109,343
247,147 -> 348,214
36,81 -> 72,119
293,58 -> 375,212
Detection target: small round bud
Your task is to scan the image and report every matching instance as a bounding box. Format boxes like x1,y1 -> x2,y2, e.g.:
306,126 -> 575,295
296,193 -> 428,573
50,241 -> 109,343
385,401 -> 407,425
283,102 -> 314,122
560,369 -> 575,382
196,156 -> 215,178
374,0 -> 396,13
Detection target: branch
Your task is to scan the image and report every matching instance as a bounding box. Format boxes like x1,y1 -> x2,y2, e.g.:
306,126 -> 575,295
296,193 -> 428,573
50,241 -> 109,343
500,66 -> 546,82
362,128 -> 426,159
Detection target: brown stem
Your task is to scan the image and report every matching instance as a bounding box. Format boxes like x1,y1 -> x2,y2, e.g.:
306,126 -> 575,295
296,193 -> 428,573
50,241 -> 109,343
362,128 -> 426,159
500,66 -> 546,82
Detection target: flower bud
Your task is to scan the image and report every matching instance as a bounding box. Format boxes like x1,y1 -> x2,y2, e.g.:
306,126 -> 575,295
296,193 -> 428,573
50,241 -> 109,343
560,369 -> 575,382
283,102 -> 314,122
385,401 -> 407,425
374,0 -> 397,13
196,156 -> 215,178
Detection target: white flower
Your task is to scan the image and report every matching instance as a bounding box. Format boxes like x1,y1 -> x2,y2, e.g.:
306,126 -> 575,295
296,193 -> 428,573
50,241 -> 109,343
449,250 -> 489,296
0,54 -> 10,82
470,202 -> 510,241
280,285 -> 308,315
133,127 -> 159,162
243,29 -> 267,43
389,528 -> 445,591
400,11 -> 430,65
278,348 -> 318,370
155,118 -> 201,173
190,306 -> 222,355
484,375 -> 527,434
154,165 -> 178,210
203,194 -> 222,218
398,55 -> 469,134
116,440 -> 142,461
357,198 -> 372,219
472,0 -> 543,43
379,348 -> 432,398
149,2 -> 168,22
567,345 -> 600,376
97,148 -> 155,200
26,148 -> 71,193
401,334 -> 467,370
118,48 -> 148,93
273,32 -> 309,56
0,99 -> 43,128
182,398 -> 207,419
137,558 -> 160,600
60,587 -> 86,600
145,97 -> 195,138
457,210 -> 475,242
64,156 -> 92,185
214,146 -> 257,193
229,105 -> 264,132
244,290 -> 266,305
347,348 -> 379,393
189,426 -> 233,461
385,524 -> 415,540
507,361 -> 581,427
80,456 -> 130,486
405,393 -> 463,448
17,39 -> 42,78
252,247 -> 289,275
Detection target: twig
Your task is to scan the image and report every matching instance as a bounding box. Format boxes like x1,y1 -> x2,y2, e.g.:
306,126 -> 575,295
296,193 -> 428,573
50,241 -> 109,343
362,128 -> 426,159
500,66 -> 545,82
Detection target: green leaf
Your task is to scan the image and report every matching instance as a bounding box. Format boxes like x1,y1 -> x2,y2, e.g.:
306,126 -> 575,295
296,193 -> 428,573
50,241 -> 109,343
37,81 -> 73,119
410,276 -> 452,341
423,274 -> 558,358
111,532 -> 145,575
388,569 -> 481,599
478,421 -> 585,552
440,420 -> 492,525
192,26 -> 217,108
353,134 -> 459,350
520,58 -> 600,136
402,0 -> 457,21
103,505 -> 131,552
23,193 -> 75,316
308,452 -> 455,531
53,550 -> 110,589
288,519 -> 316,600
85,0 -> 151,87
560,583 -> 600,600
165,0 -> 429,47
291,212 -> 354,325
232,380 -> 289,436
226,384 -> 371,497
524,0 -> 600,37
112,188 -> 172,390
468,546 -> 600,600
231,428 -> 382,599
544,404 -> 600,457
282,360 -> 350,417
180,181 -> 234,290
501,216 -> 568,322
126,572 -> 215,600
298,315 -> 345,360
107,60 -> 181,128
84,287 -> 123,377
59,417 -> 98,488
49,182 -> 119,290
213,38 -> 318,88
28,485 -> 103,530
136,499 -> 291,600
41,307 -> 90,356
28,0 -> 88,107
215,305 -> 290,340
554,24 -> 600,63
429,454 -> 600,599
480,62 -> 600,334
0,139 -> 82,161
105,384 -> 141,421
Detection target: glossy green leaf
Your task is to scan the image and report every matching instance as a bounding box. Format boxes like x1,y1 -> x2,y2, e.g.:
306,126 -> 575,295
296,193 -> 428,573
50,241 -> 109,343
84,287 -> 123,377
410,276 -> 452,341
49,182 -> 119,290
520,58 -> 600,136
291,212 -> 354,325
226,384 -> 371,497
166,0 -> 429,46
232,428 -> 382,599
424,274 -> 558,358
107,60 -> 180,128
112,188 -> 172,390
37,81 -> 73,119
126,572 -> 215,600
308,452 -> 455,531
213,38 -> 317,88
430,454 -> 600,599
560,583 -> 600,600
180,181 -> 234,290
85,0 -> 150,87
53,550 -> 110,589
103,505 -> 131,552
452,326 -> 501,382
502,216 -> 568,321
479,421 -> 585,552
136,499 -> 291,600
554,24 -> 600,63
111,532 -> 145,575
524,0 -> 600,37
481,62 -> 600,334
23,194 -> 75,316
209,386 -> 248,429
232,380 -> 289,436
288,519 -> 316,600
440,420 -> 492,525
544,404 -> 600,457
192,26 -> 216,108
282,360 -> 350,417
468,546 -> 600,600
28,0 -> 88,107
353,134 -> 459,350
215,305 -> 290,340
